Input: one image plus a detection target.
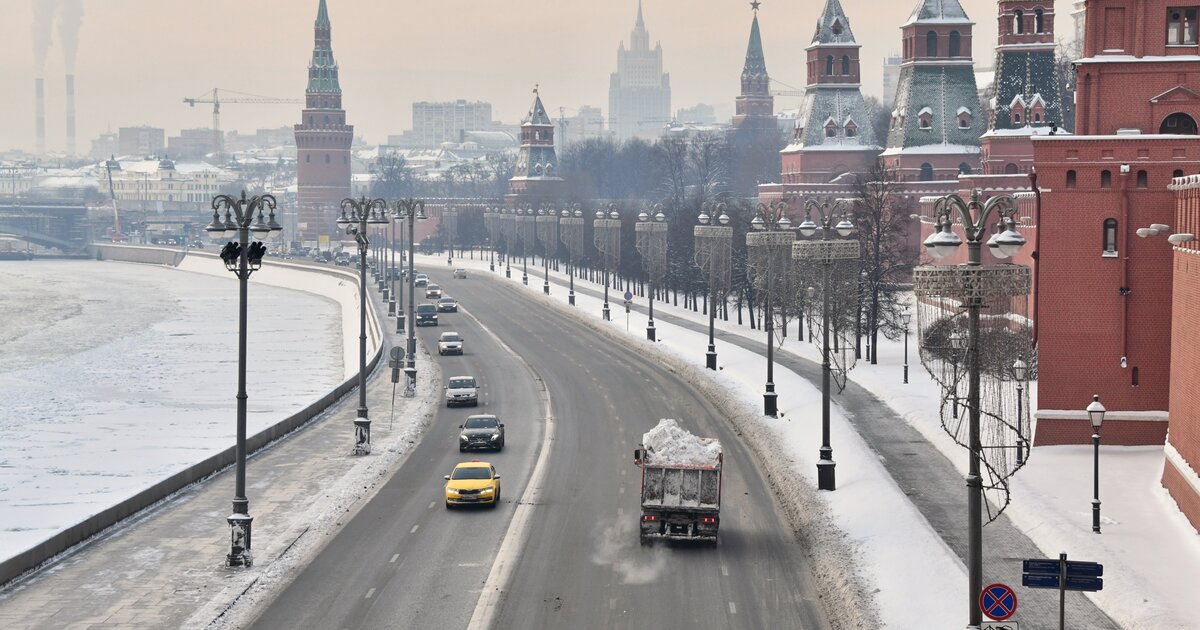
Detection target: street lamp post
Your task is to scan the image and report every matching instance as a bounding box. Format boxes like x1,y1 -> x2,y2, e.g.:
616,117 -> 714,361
501,207 -> 514,279
560,205 -> 585,306
392,199 -> 426,395
902,309 -> 912,384
536,205 -> 559,295
387,214 -> 397,316
445,206 -> 457,267
636,204 -> 668,341
748,199 -> 797,418
205,190 -> 283,567
918,189 -> 1029,629
594,205 -> 622,321
695,203 -> 732,370
794,197 -> 858,491
1013,359 -> 1028,464
517,207 -> 534,285
1087,394 -> 1106,533
337,196 -> 389,455
484,207 -> 497,272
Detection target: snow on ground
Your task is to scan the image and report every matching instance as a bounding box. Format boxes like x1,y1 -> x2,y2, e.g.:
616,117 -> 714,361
432,251 -> 1200,628
641,418 -> 721,466
0,260 -> 347,564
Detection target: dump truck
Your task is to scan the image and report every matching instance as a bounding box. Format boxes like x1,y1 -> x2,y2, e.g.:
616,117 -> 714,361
633,419 -> 722,544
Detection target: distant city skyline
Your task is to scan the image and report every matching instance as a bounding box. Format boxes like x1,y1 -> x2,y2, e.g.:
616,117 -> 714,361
3,0 -> 1011,154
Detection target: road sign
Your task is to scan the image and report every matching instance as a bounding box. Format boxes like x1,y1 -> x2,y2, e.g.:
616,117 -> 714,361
980,584 -> 1017,621
1021,573 -> 1104,592
389,346 -> 405,362
624,290 -> 633,301
982,623 -> 1019,630
1021,573 -> 1060,589
1023,559 -> 1103,578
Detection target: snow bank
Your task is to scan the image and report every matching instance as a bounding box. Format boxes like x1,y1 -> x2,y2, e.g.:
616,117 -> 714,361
642,419 -> 722,466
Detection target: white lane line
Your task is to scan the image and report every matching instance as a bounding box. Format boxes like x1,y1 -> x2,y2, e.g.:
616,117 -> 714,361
428,501 -> 436,510
365,587 -> 376,599
721,564 -> 729,577
619,487 -> 625,495
621,469 -> 626,477
609,597 -> 617,610
410,524 -> 419,534
467,307 -> 558,630
728,601 -> 736,614
390,553 -> 399,563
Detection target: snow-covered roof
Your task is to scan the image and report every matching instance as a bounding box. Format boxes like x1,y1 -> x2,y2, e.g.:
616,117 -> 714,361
880,143 -> 980,155
789,85 -> 880,152
981,126 -> 1071,138
904,0 -> 973,26
641,419 -> 721,467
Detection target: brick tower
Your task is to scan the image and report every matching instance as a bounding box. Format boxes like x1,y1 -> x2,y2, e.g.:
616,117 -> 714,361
980,1 -> 1068,175
729,2 -> 784,194
779,0 -> 880,184
1032,1 -> 1200,445
882,0 -> 984,182
732,4 -> 774,132
294,0 -> 353,243
507,88 -> 564,207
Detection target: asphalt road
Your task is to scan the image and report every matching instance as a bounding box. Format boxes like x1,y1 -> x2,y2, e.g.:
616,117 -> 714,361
252,264 -> 831,629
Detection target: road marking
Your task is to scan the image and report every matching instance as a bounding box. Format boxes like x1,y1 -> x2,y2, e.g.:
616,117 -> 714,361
428,501 -> 436,509
609,597 -> 617,610
410,525 -> 419,534
619,487 -> 625,495
390,554 -> 399,563
728,602 -> 736,614
721,564 -> 729,577
621,469 -> 626,477
365,587 -> 376,599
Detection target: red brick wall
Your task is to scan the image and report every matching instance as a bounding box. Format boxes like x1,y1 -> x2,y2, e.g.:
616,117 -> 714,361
1169,186 -> 1200,468
1034,418 -> 1167,445
1162,459 -> 1200,534
781,148 -> 879,184
881,151 -> 982,183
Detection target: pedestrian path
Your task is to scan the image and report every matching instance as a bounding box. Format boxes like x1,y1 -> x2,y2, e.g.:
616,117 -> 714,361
0,285 -> 435,630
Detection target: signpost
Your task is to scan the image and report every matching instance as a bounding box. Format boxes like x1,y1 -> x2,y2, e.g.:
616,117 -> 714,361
979,584 -> 1017,621
981,623 -> 1019,630
624,291 -> 633,331
1021,553 -> 1104,630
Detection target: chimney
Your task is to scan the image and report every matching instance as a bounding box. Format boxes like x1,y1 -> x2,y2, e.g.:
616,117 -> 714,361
35,78 -> 46,156
66,74 -> 77,157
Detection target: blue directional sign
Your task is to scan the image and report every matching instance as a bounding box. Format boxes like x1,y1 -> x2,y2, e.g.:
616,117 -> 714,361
1065,562 -> 1103,578
1021,573 -> 1104,592
1022,560 -> 1059,574
1064,576 -> 1103,591
1022,573 -> 1061,589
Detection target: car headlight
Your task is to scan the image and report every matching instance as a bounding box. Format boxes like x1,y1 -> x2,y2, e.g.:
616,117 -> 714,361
459,434 -> 468,441
480,487 -> 494,494
446,487 -> 459,495
489,434 -> 500,441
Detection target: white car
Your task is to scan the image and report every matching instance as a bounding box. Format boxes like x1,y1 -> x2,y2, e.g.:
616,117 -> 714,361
453,268 -> 468,279
426,284 -> 443,299
445,375 -> 479,407
438,332 -> 464,355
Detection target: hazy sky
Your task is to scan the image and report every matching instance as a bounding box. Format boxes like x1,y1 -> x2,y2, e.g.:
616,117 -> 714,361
4,0 -> 1023,154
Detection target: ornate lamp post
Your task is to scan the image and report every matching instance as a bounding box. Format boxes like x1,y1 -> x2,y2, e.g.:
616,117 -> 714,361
793,197 -> 858,491
443,206 -> 458,267
560,205 -> 585,306
516,206 -> 535,285
536,205 -> 559,295
747,199 -> 797,418
902,309 -> 912,384
484,206 -> 498,272
337,196 -> 389,455
205,190 -> 283,567
594,204 -> 622,321
387,211 -> 398,317
695,203 -> 733,370
1013,359 -> 1028,464
503,208 -> 515,279
1087,394 -> 1106,534
916,189 -> 1030,628
392,199 -> 426,396
635,204 -> 668,341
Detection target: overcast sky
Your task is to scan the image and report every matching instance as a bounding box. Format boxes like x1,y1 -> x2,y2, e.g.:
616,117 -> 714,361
4,0 -> 1039,154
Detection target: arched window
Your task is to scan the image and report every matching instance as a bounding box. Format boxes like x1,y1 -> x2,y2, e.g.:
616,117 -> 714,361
1101,170 -> 1112,188
1014,9 -> 1025,34
919,109 -> 933,129
1035,9 -> 1045,33
827,56 -> 835,75
825,121 -> 838,137
1066,170 -> 1077,188
1175,169 -> 1185,178
926,31 -> 939,57
1161,112 -> 1199,134
949,31 -> 961,57
920,163 -> 934,181
1137,170 -> 1149,188
1005,163 -> 1019,174
959,163 -> 973,175
832,20 -> 843,36
842,55 -> 851,75
845,121 -> 858,137
1103,218 -> 1118,255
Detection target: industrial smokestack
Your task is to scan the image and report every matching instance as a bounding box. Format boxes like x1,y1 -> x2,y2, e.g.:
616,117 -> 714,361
35,78 -> 46,155
65,75 -> 76,156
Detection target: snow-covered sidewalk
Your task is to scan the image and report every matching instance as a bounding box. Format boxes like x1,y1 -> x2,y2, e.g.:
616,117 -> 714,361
430,251 -> 1199,628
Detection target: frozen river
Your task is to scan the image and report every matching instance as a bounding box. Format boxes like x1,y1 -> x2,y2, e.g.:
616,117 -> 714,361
0,260 -> 344,562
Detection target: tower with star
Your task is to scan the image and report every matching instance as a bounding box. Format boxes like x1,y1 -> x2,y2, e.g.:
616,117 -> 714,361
507,87 -> 564,207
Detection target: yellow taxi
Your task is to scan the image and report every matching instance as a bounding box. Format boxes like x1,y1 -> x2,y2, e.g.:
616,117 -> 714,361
444,460 -> 501,509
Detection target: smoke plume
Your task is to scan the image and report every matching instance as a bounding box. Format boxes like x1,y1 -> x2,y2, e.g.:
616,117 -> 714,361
58,0 -> 84,75
32,0 -> 60,76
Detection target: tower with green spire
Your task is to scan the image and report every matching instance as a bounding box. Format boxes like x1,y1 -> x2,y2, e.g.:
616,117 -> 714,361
732,4 -> 774,130
294,0 -> 353,241
730,2 -> 785,195
507,88 -> 564,206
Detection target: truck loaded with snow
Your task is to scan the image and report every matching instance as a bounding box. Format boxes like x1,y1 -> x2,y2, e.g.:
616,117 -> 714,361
633,419 -> 722,544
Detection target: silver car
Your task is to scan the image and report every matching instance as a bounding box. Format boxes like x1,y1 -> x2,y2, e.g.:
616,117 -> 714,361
445,375 -> 478,407
438,332 -> 464,355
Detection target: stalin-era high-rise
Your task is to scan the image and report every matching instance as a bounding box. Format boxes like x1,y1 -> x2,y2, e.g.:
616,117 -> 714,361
294,0 -> 353,243
609,1 -> 672,141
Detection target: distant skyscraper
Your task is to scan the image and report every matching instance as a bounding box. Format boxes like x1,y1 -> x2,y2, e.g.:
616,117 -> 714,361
294,0 -> 353,242
609,1 -> 671,140
882,54 -> 903,106
411,100 -> 494,147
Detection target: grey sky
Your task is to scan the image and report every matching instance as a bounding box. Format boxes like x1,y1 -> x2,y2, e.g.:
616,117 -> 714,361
3,0 -> 1030,154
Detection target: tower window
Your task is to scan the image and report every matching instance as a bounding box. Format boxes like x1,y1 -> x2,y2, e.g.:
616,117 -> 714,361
1161,112 -> 1199,134
1035,9 -> 1045,34
832,20 -> 843,35
1101,170 -> 1112,188
1175,169 -> 1186,178
1014,9 -> 1025,34
1066,170 -> 1077,188
845,121 -> 857,137
949,31 -> 961,57
826,121 -> 838,137
1005,163 -> 1019,174
920,163 -> 934,181
1103,218 -> 1118,255
959,163 -> 973,175
1137,170 -> 1149,188
842,55 -> 851,75
1168,8 -> 1199,45
826,55 -> 835,75
919,109 -> 933,129
926,31 -> 938,57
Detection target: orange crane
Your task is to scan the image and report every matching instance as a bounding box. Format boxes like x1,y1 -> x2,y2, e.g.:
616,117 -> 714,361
183,88 -> 302,157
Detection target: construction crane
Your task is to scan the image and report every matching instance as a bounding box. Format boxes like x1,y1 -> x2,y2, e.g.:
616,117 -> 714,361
104,156 -> 122,242
183,88 -> 302,157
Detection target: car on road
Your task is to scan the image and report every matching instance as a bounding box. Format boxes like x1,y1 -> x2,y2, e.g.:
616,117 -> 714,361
314,253 -> 331,264
437,297 -> 458,313
459,414 -> 504,452
334,252 -> 351,266
437,332 -> 464,355
415,274 -> 429,287
453,268 -> 468,279
445,375 -> 479,407
415,303 -> 439,326
386,266 -> 402,280
425,283 -> 443,299
444,460 -> 500,509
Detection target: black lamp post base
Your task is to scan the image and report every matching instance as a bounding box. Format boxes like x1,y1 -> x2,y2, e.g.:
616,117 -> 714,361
647,323 -> 656,341
505,268 -> 511,278
396,313 -> 405,333
403,367 -> 417,398
382,287 -> 390,301
569,291 -> 576,306
543,282 -> 550,295
490,263 -> 495,272
522,274 -> 528,285
764,391 -> 778,418
1093,500 -> 1101,533
817,454 -> 836,491
226,513 -> 253,567
353,418 -> 371,456
388,299 -> 396,316
603,305 -> 611,321
903,364 -> 909,384
706,349 -> 717,370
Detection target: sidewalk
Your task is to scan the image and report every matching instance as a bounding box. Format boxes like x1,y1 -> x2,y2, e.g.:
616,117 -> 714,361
0,280 -> 438,630
436,252 -> 1164,628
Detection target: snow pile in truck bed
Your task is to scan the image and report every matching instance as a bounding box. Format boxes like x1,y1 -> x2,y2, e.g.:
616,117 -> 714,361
642,419 -> 722,466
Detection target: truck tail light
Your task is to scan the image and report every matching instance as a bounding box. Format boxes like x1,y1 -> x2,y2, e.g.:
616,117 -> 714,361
642,515 -> 657,522
701,517 -> 717,524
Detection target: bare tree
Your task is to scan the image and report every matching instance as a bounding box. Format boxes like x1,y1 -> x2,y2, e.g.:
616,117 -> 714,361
656,136 -> 689,204
688,132 -> 729,201
851,159 -> 916,363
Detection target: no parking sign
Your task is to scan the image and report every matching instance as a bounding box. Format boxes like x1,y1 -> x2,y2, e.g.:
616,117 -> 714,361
980,583 -> 1017,621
